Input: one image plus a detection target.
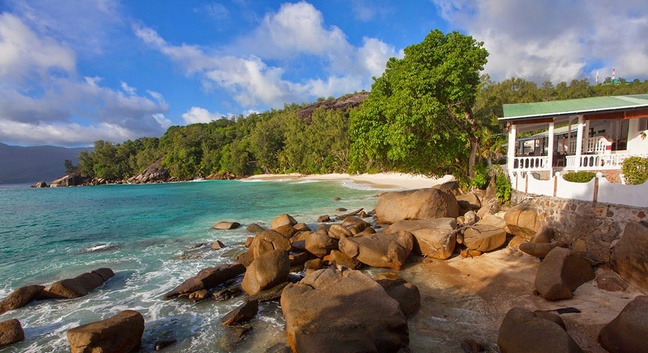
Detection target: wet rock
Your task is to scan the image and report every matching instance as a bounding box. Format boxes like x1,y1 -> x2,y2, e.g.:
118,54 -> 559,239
67,310 -> 144,353
339,231 -> 414,270
504,203 -> 541,240
164,263 -> 245,299
271,214 -> 297,229
154,333 -> 177,351
46,268 -> 115,299
498,307 -> 583,353
266,343 -> 292,353
463,224 -> 506,252
375,272 -> 420,316
212,286 -> 243,302
220,300 -> 259,326
188,289 -> 210,301
281,267 -> 409,353
0,319 -> 24,347
0,284 -> 45,314
613,221 -> 648,292
376,188 -> 459,224
219,324 -> 252,352
535,247 -> 595,301
213,221 -> 241,230
211,240 -> 227,250
242,249 -> 290,296
598,295 -> 648,353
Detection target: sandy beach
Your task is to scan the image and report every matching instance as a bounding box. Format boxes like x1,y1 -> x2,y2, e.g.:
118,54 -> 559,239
243,172 -> 456,190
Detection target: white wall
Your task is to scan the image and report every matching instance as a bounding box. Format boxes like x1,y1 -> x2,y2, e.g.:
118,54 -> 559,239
627,118 -> 648,154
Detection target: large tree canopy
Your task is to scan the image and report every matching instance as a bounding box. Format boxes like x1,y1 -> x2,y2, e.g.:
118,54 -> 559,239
349,29 -> 489,181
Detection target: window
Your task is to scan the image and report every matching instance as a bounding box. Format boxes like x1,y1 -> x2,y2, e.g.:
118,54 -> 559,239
639,117 -> 648,131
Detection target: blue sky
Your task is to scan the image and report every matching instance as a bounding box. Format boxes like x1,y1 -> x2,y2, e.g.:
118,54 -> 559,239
1,0 -> 648,147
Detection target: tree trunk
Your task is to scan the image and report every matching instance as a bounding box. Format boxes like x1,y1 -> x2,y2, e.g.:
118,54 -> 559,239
468,136 -> 478,179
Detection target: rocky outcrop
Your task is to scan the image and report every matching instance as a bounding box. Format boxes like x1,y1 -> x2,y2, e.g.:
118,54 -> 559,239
0,319 -> 24,347
613,221 -> 648,292
498,307 -> 583,353
31,181 -> 48,188
242,249 -> 290,296
598,295 -> 648,353
375,188 -> 459,224
67,310 -> 144,353
535,247 -> 595,301
50,174 -> 87,187
127,158 -> 168,184
163,263 -> 245,299
0,284 -> 45,314
297,92 -> 368,121
280,267 -> 409,353
339,231 -> 414,270
45,268 -> 115,299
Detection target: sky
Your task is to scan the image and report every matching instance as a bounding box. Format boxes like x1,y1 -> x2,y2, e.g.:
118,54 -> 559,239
1,0 -> 647,147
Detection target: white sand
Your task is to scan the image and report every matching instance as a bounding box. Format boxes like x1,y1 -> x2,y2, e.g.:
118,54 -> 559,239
242,172 -> 455,190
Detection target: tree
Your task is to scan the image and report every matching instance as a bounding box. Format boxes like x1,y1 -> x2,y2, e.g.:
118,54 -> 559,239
349,29 -> 489,180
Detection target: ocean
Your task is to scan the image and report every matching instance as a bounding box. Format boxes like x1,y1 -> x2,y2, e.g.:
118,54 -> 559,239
0,179 -> 381,352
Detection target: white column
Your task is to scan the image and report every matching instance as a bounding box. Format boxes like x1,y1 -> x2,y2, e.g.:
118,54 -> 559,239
547,121 -> 555,170
507,123 -> 517,174
567,117 -> 573,154
575,115 -> 584,171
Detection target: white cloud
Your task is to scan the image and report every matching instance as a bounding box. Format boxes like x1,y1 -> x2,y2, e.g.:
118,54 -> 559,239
121,81 -> 136,95
182,107 -> 224,124
432,0 -> 648,82
202,2 -> 230,20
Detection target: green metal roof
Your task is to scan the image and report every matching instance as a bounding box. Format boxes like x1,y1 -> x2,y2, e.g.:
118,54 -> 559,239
500,94 -> 648,121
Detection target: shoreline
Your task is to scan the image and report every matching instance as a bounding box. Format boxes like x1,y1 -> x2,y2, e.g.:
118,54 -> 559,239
242,172 -> 455,190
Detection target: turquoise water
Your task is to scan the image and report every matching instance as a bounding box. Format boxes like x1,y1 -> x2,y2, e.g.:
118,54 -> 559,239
0,180 -> 380,352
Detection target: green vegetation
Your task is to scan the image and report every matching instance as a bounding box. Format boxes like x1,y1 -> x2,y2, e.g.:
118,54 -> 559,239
493,166 -> 511,204
71,29 -> 648,186
562,171 -> 597,183
621,156 -> 648,185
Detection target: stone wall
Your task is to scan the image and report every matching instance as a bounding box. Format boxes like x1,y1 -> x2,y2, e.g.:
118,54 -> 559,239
511,190 -> 647,264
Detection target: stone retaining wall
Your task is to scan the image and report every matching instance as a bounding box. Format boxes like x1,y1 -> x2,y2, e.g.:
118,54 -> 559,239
511,190 -> 647,264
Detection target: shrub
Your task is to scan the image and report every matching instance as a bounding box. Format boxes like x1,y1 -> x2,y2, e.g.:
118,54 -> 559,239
494,166 -> 511,203
562,171 -> 596,183
470,161 -> 489,189
621,156 -> 648,185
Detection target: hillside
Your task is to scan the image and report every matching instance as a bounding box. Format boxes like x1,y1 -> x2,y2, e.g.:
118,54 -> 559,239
0,143 -> 89,184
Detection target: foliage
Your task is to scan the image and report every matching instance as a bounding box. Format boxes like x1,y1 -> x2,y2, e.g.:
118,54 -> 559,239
493,166 -> 511,203
470,161 -> 489,189
349,29 -> 489,183
562,171 -> 596,183
621,156 -> 648,185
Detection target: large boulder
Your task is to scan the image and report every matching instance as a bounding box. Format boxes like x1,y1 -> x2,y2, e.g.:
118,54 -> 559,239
339,231 -> 414,270
383,218 -> 457,233
613,222 -> 648,292
504,203 -> 542,240
463,224 -> 507,252
535,247 -> 595,301
241,249 -> 290,296
304,231 -> 339,258
0,284 -> 45,314
249,230 -> 292,259
271,214 -> 297,229
45,268 -> 115,299
383,219 -> 457,259
67,310 -> 144,353
498,307 -> 583,353
281,267 -> 409,353
598,295 -> 648,353
375,188 -> 459,224
163,263 -> 245,299
456,192 -> 481,212
328,250 -> 362,270
375,272 -> 420,316
0,319 -> 24,347
50,174 -> 86,187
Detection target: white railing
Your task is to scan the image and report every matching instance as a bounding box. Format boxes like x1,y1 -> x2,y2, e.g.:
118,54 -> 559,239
565,153 -> 634,170
513,156 -> 549,171
567,136 -> 612,154
510,171 -> 648,208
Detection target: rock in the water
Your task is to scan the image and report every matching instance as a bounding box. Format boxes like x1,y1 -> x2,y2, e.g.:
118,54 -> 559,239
31,181 -> 48,188
304,231 -> 338,258
339,231 -> 414,270
211,240 -> 227,250
247,223 -> 266,233
281,267 -> 409,353
50,173 -> 86,187
46,268 -> 115,299
376,188 -> 459,224
219,324 -> 252,352
463,224 -> 506,252
188,289 -> 210,301
220,300 -> 259,326
0,319 -> 25,347
613,221 -> 648,292
271,214 -> 297,229
498,307 -> 583,353
212,286 -> 243,302
375,272 -> 421,316
67,310 -> 145,353
241,249 -> 290,296
213,221 -> 241,230
164,263 -> 245,299
598,295 -> 648,353
0,284 -> 45,314
535,247 -> 595,301
504,203 -> 541,240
